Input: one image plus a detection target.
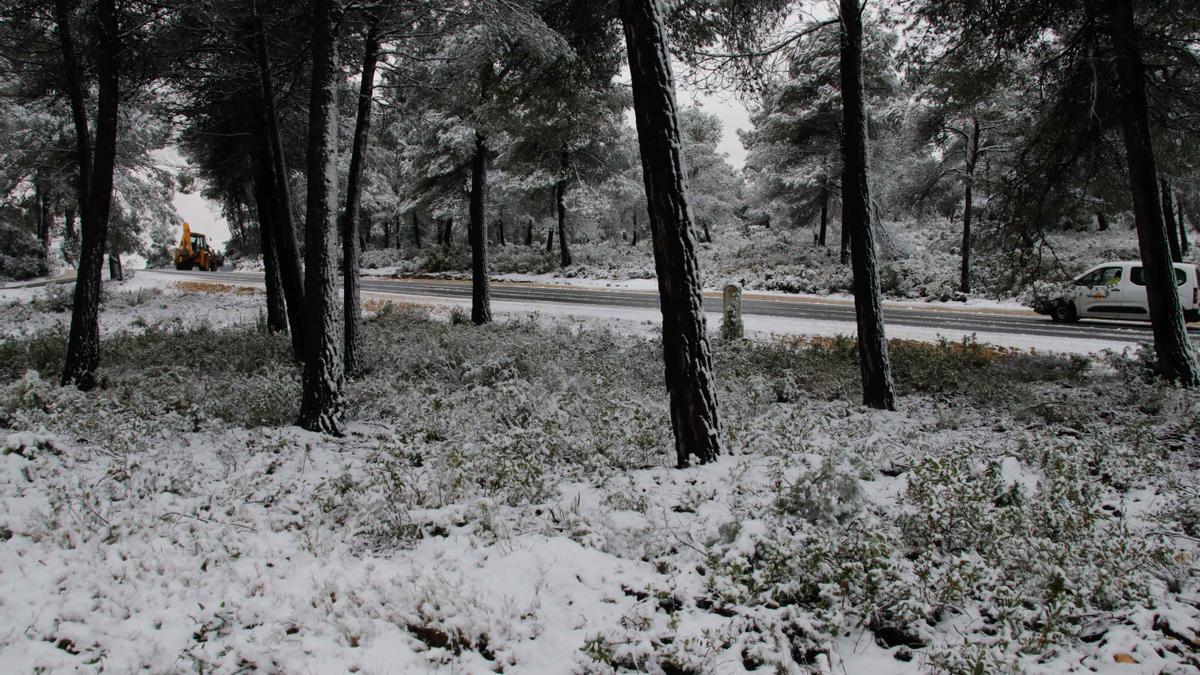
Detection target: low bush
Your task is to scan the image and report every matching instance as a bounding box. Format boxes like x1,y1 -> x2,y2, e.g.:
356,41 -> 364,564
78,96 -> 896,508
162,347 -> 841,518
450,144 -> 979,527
0,221 -> 48,281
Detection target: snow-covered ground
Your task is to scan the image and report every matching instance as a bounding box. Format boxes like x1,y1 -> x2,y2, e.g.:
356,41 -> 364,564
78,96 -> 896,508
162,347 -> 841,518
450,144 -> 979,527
0,273 -> 264,340
1,279 -> 1198,673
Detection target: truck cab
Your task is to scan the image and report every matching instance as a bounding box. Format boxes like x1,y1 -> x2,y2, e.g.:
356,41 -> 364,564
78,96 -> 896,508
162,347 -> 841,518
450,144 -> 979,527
1045,261 -> 1200,323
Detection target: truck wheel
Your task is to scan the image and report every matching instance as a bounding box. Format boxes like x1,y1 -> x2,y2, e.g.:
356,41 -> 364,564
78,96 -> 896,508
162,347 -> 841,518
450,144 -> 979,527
1051,302 -> 1078,324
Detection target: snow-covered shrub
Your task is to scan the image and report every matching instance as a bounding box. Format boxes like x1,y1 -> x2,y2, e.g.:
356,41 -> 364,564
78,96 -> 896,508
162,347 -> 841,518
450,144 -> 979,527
900,447 -> 1166,656
0,329 -> 64,382
0,221 -> 48,281
29,282 -> 75,313
773,455 -> 866,526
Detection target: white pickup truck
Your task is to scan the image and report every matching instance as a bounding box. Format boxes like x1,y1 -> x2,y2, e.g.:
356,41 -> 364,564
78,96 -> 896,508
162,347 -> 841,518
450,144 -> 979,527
1034,261 -> 1200,323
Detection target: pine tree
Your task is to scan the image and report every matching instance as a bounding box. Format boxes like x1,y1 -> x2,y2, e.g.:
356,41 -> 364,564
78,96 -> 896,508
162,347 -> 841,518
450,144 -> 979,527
297,0 -> 347,432
341,12 -> 382,375
57,0 -> 120,390
839,0 -> 897,409
619,0 -> 722,467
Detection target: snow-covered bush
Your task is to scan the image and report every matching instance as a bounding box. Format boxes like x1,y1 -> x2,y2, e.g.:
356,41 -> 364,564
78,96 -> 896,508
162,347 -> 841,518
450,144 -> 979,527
29,283 -> 75,313
0,221 -> 48,281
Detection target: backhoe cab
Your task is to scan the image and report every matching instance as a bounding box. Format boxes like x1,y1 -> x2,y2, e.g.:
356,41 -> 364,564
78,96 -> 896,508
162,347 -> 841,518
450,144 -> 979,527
174,222 -> 224,271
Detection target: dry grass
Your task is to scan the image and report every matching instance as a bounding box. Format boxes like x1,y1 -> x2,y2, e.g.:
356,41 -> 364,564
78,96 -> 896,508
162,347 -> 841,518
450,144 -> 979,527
174,281 -> 261,296
362,296 -> 428,313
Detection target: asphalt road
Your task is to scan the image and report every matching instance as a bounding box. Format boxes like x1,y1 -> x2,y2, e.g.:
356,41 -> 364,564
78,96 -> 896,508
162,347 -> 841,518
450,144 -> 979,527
153,268 -> 1200,346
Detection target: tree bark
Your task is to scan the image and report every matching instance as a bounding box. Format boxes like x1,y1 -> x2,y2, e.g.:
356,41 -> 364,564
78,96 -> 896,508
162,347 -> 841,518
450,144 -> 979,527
251,12 -> 306,359
620,0 -> 722,468
818,184 -> 829,247
260,215 -> 288,333
1178,191 -> 1190,255
412,211 -> 421,248
297,0 -> 347,432
108,253 -> 122,281
1161,178 -> 1182,263
840,0 -> 898,409
556,147 -> 573,267
469,133 -> 492,325
443,219 -> 452,246
1096,211 -> 1109,231
59,0 -> 119,390
497,218 -> 506,246
546,227 -> 554,252
839,213 -> 850,264
525,218 -> 533,246
253,119 -> 305,357
63,207 -> 77,267
1106,0 -> 1199,385
632,212 -> 639,246
37,182 -> 51,263
251,138 -> 289,334
340,18 -> 380,377
960,118 -> 980,295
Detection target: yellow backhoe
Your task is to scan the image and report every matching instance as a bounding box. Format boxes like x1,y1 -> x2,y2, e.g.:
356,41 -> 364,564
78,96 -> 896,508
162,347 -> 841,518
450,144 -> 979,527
174,222 -> 224,271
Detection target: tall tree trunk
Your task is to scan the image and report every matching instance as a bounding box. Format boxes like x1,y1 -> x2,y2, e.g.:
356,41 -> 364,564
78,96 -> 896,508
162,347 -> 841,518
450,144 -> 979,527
297,0 -> 346,432
1161,178 -> 1182,263
59,0 -> 119,390
251,139 -> 289,334
632,212 -> 639,246
443,219 -> 452,246
1106,0 -> 1199,385
108,253 -> 122,281
253,120 -> 305,357
259,199 -> 288,333
546,227 -> 554,252
839,213 -> 850,264
63,207 -> 77,267
469,133 -> 492,325
37,182 -> 51,263
1178,192 -> 1190,255
840,0 -> 897,410
818,183 -> 829,246
340,18 -> 380,377
525,217 -> 533,246
620,0 -> 722,468
262,237 -> 287,332
556,147 -> 573,267
960,118 -> 980,295
1096,211 -> 1109,231
251,13 -> 305,360
497,218 -> 506,246
412,211 -> 421,248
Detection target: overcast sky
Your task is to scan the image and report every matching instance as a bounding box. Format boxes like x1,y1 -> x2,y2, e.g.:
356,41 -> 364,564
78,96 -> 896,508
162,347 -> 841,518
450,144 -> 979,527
172,80 -> 754,251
